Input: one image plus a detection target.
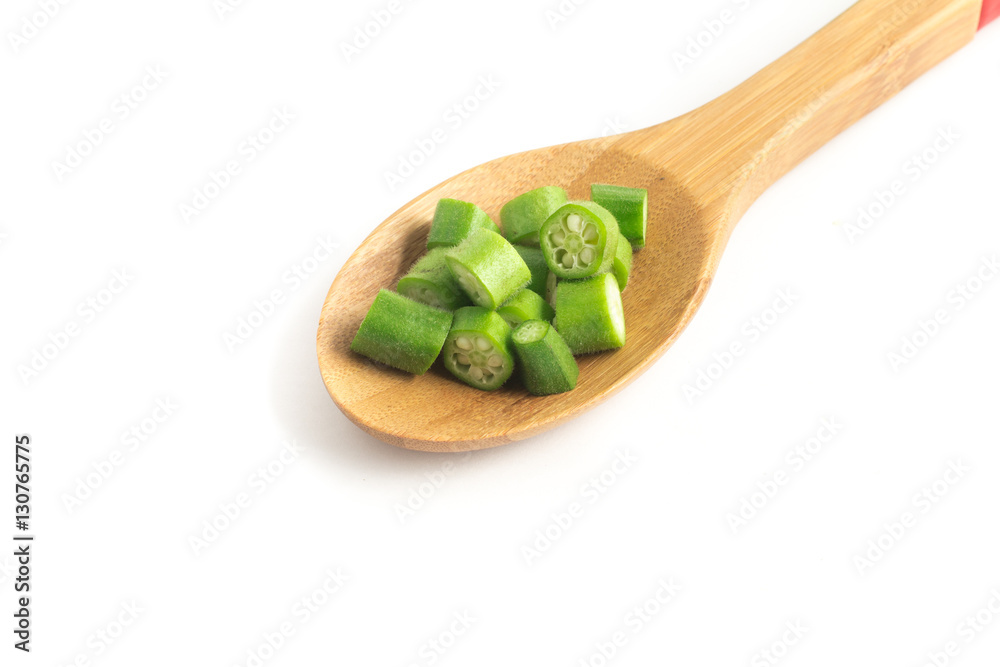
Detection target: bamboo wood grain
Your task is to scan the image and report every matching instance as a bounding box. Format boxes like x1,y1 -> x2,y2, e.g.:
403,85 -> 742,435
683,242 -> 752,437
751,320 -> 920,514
318,0 -> 983,452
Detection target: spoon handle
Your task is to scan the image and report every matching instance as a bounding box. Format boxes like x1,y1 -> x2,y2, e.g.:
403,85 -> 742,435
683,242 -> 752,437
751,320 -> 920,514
983,0 -> 1000,27
631,0 -> 986,227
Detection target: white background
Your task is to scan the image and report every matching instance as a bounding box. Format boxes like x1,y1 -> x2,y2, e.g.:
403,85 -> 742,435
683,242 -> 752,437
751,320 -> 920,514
3,0 -> 1000,665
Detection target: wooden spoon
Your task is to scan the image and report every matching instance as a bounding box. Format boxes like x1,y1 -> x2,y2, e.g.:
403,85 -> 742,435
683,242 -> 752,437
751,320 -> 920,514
318,0 -> 993,452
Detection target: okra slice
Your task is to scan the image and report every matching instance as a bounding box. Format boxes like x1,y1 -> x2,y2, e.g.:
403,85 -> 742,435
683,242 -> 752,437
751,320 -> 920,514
514,246 -> 551,298
350,289 -> 452,374
497,289 -> 555,329
445,229 -> 531,310
591,184 -> 648,249
427,198 -> 499,249
554,273 -> 626,354
545,272 -> 559,308
539,201 -> 620,280
397,248 -> 472,311
442,307 -> 515,390
612,235 -> 633,291
501,186 -> 568,246
512,320 -> 579,396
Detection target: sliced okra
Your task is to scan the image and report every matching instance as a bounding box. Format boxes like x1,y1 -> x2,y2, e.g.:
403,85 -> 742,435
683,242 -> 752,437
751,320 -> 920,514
445,229 -> 531,310
512,320 -> 579,396
545,271 -> 559,308
554,273 -> 626,354
397,248 -> 472,311
350,289 -> 453,374
590,184 -> 648,249
501,186 -> 568,246
514,246 -> 551,298
442,307 -> 515,391
612,235 -> 633,291
428,198 -> 499,249
539,201 -> 620,280
497,289 -> 555,330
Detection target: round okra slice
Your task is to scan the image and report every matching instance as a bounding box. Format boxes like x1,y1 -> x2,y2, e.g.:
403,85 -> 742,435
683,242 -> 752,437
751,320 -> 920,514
350,289 -> 453,374
612,235 -> 633,291
443,307 -> 515,390
512,320 -> 579,396
540,201 -> 620,280
445,229 -> 531,310
500,186 -> 568,246
554,273 -> 626,354
497,289 -> 555,329
590,184 -> 648,249
514,246 -> 551,298
397,248 -> 472,311
428,198 -> 499,249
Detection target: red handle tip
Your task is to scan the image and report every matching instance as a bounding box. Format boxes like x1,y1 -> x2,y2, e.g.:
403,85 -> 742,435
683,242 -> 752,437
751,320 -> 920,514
982,0 -> 1000,29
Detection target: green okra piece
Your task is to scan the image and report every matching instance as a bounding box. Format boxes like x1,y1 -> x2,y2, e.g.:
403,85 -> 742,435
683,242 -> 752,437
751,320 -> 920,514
501,186 -> 568,246
545,271 -> 559,308
397,248 -> 473,311
350,289 -> 453,374
445,229 -> 531,310
512,320 -> 579,396
590,184 -> 648,249
540,200 -> 620,280
554,273 -> 626,354
497,288 -> 555,330
612,235 -> 633,291
514,246 -> 551,298
427,198 -> 499,249
442,307 -> 515,391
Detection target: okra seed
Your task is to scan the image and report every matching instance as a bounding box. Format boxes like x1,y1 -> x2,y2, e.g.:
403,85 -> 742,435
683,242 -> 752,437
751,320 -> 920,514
455,336 -> 473,350
579,247 -> 595,264
583,224 -> 599,242
456,353 -> 470,365
566,214 -> 583,232
475,336 -> 491,351
470,366 -> 484,381
488,355 -> 503,367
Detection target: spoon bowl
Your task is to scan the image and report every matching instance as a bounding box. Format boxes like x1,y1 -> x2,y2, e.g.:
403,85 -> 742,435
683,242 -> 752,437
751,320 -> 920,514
318,0 -> 983,451
318,138 -> 713,451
